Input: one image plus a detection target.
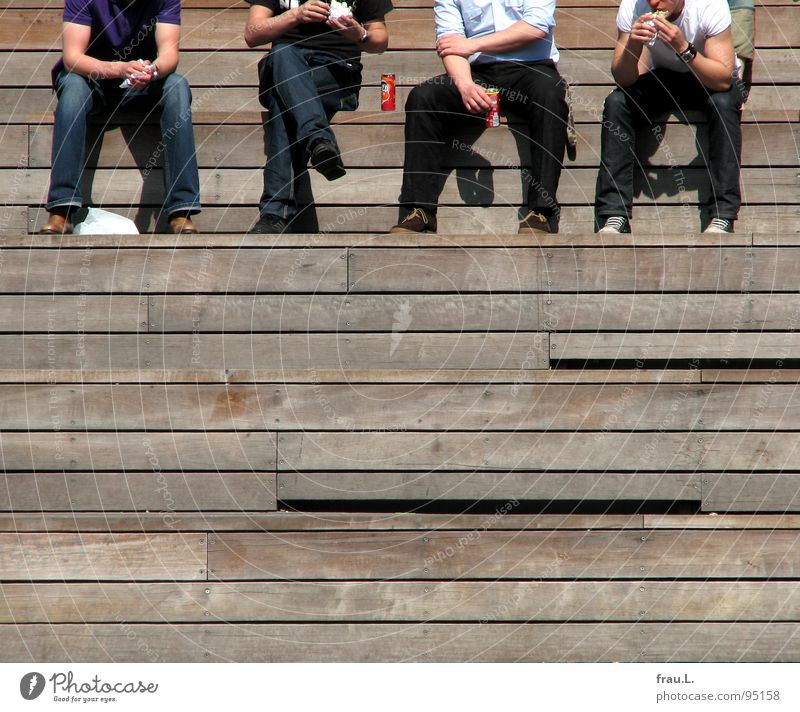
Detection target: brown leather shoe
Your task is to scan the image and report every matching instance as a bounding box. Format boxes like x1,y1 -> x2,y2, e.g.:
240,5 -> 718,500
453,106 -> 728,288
389,207 -> 437,234
169,215 -> 199,234
518,210 -> 552,234
40,212 -> 73,235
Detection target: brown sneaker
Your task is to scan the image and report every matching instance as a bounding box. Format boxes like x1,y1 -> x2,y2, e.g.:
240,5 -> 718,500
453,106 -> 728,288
389,207 -> 437,234
169,214 -> 199,234
518,210 -> 551,234
40,211 -> 73,235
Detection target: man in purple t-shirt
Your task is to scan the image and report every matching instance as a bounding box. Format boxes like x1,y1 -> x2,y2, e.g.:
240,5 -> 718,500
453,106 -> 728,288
41,0 -> 201,234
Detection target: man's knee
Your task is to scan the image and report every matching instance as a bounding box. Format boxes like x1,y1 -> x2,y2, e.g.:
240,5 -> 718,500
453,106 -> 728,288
267,43 -> 307,73
708,87 -> 741,114
602,88 -> 631,120
161,73 -> 192,108
55,72 -> 93,112
405,78 -> 449,112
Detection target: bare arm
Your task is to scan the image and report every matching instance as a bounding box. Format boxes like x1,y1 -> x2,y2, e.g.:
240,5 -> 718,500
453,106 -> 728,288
327,15 -> 389,53
610,26 -> 650,88
651,16 -> 735,91
151,22 -> 180,77
437,21 -> 545,58
442,54 -> 492,113
245,2 -> 327,47
62,22 -> 145,80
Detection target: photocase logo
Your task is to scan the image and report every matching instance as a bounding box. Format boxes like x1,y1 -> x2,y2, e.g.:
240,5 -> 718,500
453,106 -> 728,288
20,672 -> 45,700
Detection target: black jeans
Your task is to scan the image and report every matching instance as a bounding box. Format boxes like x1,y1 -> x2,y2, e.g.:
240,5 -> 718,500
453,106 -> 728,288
595,68 -> 744,221
399,61 -> 568,217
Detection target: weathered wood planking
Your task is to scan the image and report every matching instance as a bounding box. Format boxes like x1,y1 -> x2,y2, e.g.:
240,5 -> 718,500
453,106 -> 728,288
0,334 -> 549,370
0,533 -> 207,581
2,8 -> 796,50
0,431 -> 273,471
279,472 -> 700,501
3,580 -> 799,623
646,514 -> 800,529
278,432 -> 800,472
349,247 -> 800,293
702,475 -> 800,513
148,293 -> 800,332
2,622 -> 800,661
4,166 -> 798,207
26,205 -> 796,236
11,383 -> 800,431
0,295 -> 146,332
551,333 -> 800,361
0,248 -> 346,292
0,512 -> 643,532
5,49 -> 798,88
0,472 -> 276,511
26,122 -> 800,169
208,529 -> 800,579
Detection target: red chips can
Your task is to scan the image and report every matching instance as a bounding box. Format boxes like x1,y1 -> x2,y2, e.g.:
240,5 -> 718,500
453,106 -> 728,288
485,87 -> 500,127
381,73 -> 396,111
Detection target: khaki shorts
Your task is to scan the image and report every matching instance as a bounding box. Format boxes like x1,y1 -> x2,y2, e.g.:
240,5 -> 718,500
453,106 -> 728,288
731,7 -> 755,61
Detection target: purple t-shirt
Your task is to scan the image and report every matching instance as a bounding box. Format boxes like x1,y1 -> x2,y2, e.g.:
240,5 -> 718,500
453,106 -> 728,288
53,0 -> 181,86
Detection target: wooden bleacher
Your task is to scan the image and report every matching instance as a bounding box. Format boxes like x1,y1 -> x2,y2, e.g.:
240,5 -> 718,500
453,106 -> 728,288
1,0 -> 800,662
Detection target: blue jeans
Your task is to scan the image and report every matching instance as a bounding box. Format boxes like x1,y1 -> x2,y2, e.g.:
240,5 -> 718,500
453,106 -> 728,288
258,44 -> 360,220
46,70 -> 201,217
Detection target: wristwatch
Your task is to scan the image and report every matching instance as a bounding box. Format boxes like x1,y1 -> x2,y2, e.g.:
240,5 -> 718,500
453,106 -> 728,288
359,28 -> 369,43
676,42 -> 697,64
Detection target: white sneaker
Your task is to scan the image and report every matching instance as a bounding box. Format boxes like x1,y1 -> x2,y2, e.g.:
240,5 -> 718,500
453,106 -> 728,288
703,218 -> 734,233
598,216 -> 630,234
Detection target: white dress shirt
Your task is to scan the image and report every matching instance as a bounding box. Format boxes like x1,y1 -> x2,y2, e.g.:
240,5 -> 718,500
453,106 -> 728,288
434,0 -> 559,64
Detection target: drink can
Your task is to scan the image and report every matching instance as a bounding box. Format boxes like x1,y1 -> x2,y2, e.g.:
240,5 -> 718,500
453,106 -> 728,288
485,87 -> 500,127
381,73 -> 396,111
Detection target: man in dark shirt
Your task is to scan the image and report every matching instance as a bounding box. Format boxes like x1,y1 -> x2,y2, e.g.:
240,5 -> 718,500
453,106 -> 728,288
245,0 -> 392,234
41,0 -> 201,235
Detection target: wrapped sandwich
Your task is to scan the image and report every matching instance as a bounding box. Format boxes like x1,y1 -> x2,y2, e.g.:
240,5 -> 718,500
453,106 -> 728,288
645,8 -> 669,46
329,0 -> 353,19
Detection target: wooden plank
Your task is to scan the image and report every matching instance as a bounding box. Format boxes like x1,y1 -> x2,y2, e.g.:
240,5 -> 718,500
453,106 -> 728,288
0,368 -> 697,385
277,432 -> 705,471
2,8 -> 796,50
0,124 -> 27,166
279,472 -> 700,501
4,165 -> 798,207
151,294 -> 800,332
28,121 -> 800,169
150,294 -> 541,331
3,580 -> 799,623
0,295 -> 146,332
7,383 -> 770,432
703,475 -> 800,513
0,432 -> 273,471
0,533 -> 206,581
703,369 -> 800,383
0,472 -> 276,511
0,512 -> 643,532
2,622 -> 800,662
0,206 -> 29,233
552,333 -> 800,361
209,529 -> 800,579
0,248 -> 346,292
0,334 -> 549,370
349,247 -> 762,293
646,514 -> 800,529
25,204 -> 800,236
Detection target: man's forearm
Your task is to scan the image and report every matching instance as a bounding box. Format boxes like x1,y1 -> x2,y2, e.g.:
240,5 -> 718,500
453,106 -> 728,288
63,53 -> 123,79
245,8 -> 301,46
611,40 -> 644,87
687,55 -> 733,91
442,55 -> 473,85
469,20 -> 545,54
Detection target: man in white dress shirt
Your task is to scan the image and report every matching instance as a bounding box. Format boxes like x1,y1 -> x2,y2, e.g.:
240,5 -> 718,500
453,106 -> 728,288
388,0 -> 568,234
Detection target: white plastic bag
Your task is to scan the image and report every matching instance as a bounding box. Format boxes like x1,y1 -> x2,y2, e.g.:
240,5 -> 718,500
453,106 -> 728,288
73,208 -> 139,235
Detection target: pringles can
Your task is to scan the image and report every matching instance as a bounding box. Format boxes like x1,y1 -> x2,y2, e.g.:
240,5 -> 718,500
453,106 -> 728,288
381,73 -> 396,111
485,87 -> 500,127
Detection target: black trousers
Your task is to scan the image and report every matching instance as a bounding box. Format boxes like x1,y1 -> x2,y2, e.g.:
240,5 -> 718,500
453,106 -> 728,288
595,68 -> 744,221
398,61 -> 568,217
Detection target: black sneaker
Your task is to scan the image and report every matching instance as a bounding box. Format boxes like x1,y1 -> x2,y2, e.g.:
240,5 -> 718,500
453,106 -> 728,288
703,217 -> 734,233
248,214 -> 289,234
598,215 -> 631,234
389,207 -> 438,234
308,140 -> 346,181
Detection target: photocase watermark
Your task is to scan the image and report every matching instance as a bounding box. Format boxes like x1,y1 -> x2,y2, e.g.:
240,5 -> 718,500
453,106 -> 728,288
142,437 -> 178,528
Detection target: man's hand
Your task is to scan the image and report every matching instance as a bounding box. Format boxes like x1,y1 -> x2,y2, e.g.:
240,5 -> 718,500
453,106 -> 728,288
627,14 -> 660,46
437,33 -> 477,58
118,59 -> 151,88
649,14 -> 689,53
295,0 -> 330,23
456,79 -> 492,113
328,14 -> 366,43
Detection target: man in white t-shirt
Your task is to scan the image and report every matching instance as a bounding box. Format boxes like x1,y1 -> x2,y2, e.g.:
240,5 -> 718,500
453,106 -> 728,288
594,0 -> 744,233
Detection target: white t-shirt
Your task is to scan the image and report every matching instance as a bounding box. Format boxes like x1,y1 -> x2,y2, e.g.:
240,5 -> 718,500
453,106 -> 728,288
616,0 -> 738,73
